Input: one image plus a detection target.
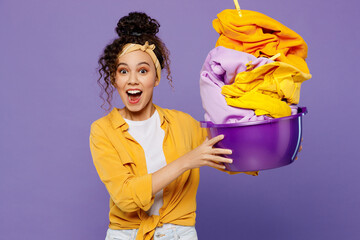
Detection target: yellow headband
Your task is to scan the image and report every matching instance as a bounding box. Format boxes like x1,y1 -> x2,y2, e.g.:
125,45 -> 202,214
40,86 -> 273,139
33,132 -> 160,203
118,41 -> 161,81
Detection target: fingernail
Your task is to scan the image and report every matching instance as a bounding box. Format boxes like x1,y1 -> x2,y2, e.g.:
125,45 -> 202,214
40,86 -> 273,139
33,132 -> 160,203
229,159 -> 233,163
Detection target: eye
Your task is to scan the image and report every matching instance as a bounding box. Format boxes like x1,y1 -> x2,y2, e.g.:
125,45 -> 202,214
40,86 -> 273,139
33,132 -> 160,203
139,69 -> 147,74
119,69 -> 128,74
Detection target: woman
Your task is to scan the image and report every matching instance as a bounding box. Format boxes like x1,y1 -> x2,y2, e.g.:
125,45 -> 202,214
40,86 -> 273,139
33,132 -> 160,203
89,12 -> 236,240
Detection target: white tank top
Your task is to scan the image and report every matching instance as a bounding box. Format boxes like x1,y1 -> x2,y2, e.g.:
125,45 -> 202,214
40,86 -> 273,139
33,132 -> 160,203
124,110 -> 166,216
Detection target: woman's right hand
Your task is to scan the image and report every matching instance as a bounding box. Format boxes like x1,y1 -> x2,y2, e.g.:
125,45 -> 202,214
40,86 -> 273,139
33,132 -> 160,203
179,134 -> 233,171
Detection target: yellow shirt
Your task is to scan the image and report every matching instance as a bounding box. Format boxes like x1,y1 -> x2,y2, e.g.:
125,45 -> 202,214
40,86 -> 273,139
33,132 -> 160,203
89,105 -> 207,240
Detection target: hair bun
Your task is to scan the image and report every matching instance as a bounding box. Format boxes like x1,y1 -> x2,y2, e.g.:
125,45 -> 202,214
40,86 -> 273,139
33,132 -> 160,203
116,12 -> 160,37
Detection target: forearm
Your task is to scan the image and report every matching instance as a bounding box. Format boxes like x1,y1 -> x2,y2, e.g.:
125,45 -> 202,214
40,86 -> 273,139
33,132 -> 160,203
151,134 -> 232,195
151,158 -> 188,195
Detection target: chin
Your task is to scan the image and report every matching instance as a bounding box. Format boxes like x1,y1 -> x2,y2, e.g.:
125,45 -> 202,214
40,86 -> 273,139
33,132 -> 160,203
126,105 -> 143,113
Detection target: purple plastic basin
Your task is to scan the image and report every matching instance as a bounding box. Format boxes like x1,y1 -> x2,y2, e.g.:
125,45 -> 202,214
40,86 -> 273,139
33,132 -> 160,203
201,107 -> 307,172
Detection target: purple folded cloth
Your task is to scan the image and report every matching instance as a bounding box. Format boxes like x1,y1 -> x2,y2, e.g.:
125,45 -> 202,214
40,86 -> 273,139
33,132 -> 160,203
200,46 -> 274,124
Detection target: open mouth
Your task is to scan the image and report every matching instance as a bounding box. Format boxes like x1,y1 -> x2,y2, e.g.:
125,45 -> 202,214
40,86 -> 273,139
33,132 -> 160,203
126,90 -> 142,104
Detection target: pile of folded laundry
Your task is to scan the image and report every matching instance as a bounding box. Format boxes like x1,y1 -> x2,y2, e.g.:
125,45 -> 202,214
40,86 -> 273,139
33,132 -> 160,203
200,5 -> 312,124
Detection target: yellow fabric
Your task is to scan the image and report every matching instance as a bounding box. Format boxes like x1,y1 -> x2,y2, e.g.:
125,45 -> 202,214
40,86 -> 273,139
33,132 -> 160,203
90,105 -> 205,239
221,62 -> 311,118
225,92 -> 292,118
118,41 -> 162,80
89,105 -> 257,239
213,9 -> 310,74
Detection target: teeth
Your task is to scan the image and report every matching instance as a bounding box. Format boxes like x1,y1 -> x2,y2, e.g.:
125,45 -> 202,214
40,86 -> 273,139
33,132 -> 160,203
127,90 -> 142,94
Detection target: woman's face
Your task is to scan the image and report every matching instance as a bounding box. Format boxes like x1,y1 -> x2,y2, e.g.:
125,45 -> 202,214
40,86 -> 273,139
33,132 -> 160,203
114,50 -> 159,120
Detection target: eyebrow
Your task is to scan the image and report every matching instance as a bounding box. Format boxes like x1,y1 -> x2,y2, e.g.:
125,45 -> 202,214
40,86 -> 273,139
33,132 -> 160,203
117,62 -> 151,68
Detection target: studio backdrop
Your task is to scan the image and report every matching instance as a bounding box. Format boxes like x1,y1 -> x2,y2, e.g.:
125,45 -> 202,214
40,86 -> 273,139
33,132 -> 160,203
0,0 -> 359,239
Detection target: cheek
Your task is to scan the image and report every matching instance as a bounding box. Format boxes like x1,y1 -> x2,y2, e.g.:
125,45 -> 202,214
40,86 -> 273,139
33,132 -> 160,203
144,74 -> 158,87
114,77 -> 125,89
144,81 -> 157,91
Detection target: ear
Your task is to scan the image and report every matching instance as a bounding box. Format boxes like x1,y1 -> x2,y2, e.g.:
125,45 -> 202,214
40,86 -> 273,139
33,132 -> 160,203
154,77 -> 160,87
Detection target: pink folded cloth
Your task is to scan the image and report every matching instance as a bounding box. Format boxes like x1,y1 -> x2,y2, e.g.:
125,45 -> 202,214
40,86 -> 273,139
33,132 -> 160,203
200,46 -> 274,124
290,105 -> 298,115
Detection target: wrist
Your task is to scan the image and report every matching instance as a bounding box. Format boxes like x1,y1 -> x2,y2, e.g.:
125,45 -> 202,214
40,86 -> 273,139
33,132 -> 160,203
175,156 -> 191,173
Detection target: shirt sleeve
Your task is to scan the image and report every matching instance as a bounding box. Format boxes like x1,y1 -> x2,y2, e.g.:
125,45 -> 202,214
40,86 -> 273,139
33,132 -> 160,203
89,122 -> 154,213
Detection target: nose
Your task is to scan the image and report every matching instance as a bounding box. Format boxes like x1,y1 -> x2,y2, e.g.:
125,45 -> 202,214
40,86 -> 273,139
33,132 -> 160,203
128,72 -> 139,85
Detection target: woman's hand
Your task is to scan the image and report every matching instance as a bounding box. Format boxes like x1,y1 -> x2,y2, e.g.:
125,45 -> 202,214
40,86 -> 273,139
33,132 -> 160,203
178,134 -> 233,171
151,134 -> 232,195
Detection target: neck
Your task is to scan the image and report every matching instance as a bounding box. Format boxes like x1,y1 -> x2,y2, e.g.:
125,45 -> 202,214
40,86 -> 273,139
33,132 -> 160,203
119,103 -> 156,121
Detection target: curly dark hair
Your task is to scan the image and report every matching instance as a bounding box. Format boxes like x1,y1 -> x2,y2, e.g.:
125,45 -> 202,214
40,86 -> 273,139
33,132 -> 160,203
97,12 -> 173,111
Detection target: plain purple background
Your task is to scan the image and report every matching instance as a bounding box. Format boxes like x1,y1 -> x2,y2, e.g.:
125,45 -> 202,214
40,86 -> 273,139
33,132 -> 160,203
1,0 -> 359,239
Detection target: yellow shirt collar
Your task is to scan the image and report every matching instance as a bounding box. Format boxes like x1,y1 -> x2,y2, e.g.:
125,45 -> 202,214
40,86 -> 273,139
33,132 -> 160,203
108,104 -> 169,130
